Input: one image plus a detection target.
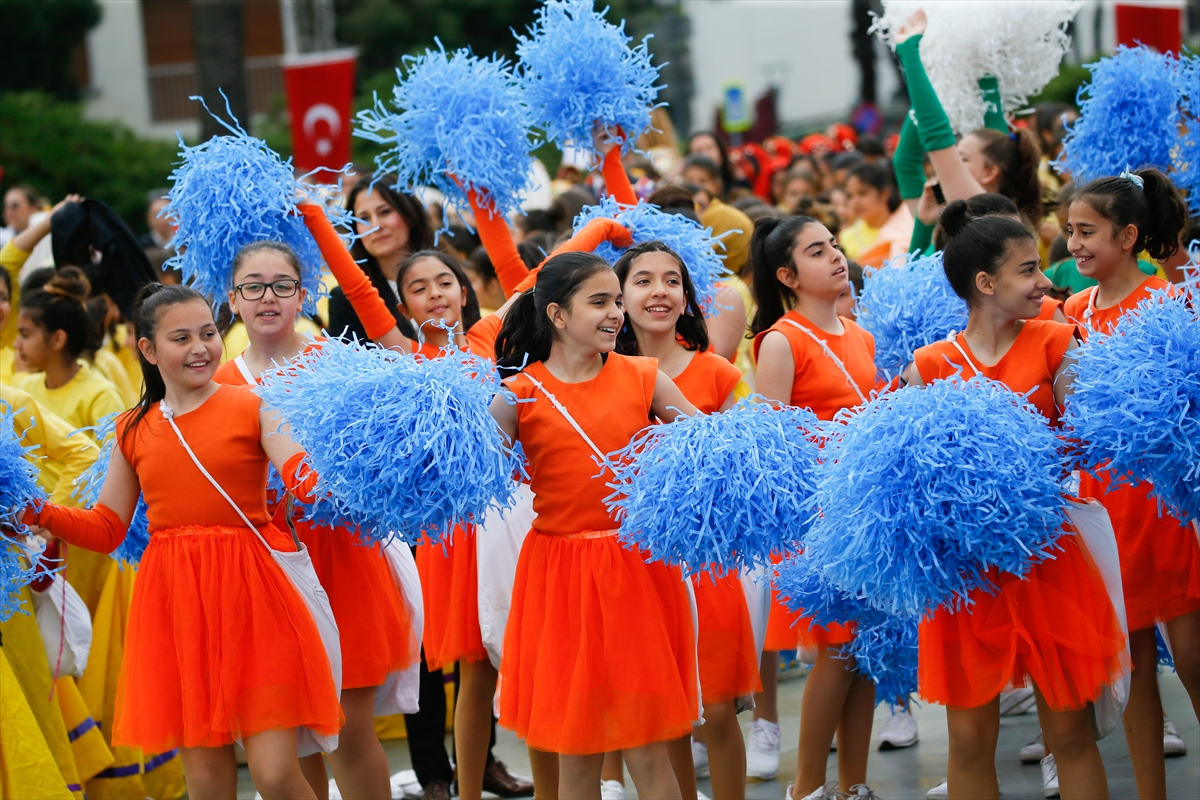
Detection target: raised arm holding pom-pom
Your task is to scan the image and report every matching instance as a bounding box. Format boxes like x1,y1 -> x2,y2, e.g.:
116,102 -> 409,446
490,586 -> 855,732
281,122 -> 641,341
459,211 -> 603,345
594,123 -> 639,207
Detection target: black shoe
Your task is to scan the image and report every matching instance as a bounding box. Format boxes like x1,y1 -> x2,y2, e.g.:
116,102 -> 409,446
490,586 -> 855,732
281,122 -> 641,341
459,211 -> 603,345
482,759 -> 535,798
423,780 -> 452,800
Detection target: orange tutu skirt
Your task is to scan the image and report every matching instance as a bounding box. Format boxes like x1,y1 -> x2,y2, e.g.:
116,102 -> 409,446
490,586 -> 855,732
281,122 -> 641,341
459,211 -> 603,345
693,570 -> 762,704
416,524 -> 489,671
499,530 -> 698,754
113,525 -> 343,751
296,518 -> 418,689
765,552 -> 854,650
1080,475 -> 1200,631
919,534 -> 1127,711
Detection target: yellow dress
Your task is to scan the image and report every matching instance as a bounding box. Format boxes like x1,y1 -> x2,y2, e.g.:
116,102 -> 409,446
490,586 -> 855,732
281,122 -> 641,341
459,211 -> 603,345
91,350 -> 137,408
0,647 -> 74,800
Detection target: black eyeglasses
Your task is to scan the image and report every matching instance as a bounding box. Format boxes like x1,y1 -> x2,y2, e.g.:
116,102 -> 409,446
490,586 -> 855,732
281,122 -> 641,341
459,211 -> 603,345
234,279 -> 301,301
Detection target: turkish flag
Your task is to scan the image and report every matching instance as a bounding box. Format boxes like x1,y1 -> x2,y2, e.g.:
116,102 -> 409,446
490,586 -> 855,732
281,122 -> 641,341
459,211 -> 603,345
1115,3 -> 1183,54
283,48 -> 357,175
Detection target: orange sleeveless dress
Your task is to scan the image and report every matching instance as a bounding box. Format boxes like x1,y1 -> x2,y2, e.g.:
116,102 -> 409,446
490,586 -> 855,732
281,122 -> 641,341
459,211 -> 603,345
1064,279 -> 1200,632
111,384 -> 342,749
500,354 -> 698,754
214,353 -> 418,689
914,321 -> 1128,710
1038,296 -> 1064,320
753,311 -> 877,650
409,316 -> 504,669
673,350 -> 762,703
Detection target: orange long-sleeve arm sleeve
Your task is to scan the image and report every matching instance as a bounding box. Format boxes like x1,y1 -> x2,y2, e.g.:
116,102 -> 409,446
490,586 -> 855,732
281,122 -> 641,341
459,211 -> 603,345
511,217 -> 635,294
466,189 -> 528,298
601,144 -> 638,207
25,503 -> 127,554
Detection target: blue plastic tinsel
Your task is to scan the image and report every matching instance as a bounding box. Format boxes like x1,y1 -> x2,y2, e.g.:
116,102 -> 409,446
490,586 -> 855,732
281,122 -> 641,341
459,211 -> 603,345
574,197 -> 733,312
355,43 -> 534,226
163,95 -> 349,315
605,399 -> 823,574
515,0 -> 663,157
1064,290 -> 1200,523
255,337 -> 524,544
70,413 -> 151,567
1,402 -> 49,620
1157,625 -> 1175,670
774,552 -> 918,705
799,377 -> 1068,620
1056,46 -> 1199,212
855,251 -> 968,380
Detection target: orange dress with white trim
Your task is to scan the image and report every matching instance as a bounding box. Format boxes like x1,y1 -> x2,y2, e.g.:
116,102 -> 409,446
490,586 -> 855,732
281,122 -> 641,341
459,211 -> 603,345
753,310 -> 877,651
673,350 -> 763,703
914,320 -> 1127,710
214,353 -> 418,689
1064,278 -> 1200,632
410,317 -> 504,669
30,384 -> 342,750
500,354 -> 698,754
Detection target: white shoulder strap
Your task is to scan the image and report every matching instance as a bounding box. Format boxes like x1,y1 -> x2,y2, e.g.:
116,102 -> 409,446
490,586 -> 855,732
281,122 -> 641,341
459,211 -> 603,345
780,317 -> 868,405
233,354 -> 257,385
520,373 -> 610,467
945,332 -> 983,377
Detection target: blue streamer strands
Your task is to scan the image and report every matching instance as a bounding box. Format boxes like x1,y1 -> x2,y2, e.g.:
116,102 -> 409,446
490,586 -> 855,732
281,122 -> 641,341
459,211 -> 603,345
515,0 -> 663,157
574,197 -> 732,312
855,251 -> 968,380
355,43 -> 534,227
163,97 -> 348,315
1064,290 -> 1200,523
70,413 -> 150,567
605,399 -> 823,574
1056,46 -> 1199,212
0,402 -> 49,620
800,377 -> 1068,620
255,337 -> 524,544
1157,625 -> 1175,670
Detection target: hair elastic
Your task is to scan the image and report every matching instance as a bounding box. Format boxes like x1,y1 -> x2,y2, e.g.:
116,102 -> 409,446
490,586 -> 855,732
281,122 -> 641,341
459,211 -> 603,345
1119,167 -> 1145,190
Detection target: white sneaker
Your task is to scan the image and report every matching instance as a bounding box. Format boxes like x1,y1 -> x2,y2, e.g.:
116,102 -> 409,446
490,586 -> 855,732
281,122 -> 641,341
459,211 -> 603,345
878,707 -> 919,750
846,785 -> 880,798
999,686 -> 1037,716
1164,715 -> 1187,757
746,718 -> 781,780
692,738 -> 710,777
600,779 -> 627,800
697,793 -> 711,800
926,779 -> 948,799
1041,754 -> 1060,798
792,782 -> 840,800
1020,731 -> 1046,763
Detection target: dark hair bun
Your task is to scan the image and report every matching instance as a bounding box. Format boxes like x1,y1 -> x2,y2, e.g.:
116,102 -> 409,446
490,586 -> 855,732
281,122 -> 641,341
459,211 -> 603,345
43,266 -> 91,304
939,200 -> 974,239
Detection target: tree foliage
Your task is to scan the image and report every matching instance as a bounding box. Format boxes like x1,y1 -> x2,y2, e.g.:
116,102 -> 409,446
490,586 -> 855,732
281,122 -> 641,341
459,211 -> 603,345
0,0 -> 102,100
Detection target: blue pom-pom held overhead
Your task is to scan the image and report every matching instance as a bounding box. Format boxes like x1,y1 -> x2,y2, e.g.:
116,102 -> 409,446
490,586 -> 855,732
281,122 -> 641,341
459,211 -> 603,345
255,337 -> 524,545
355,43 -> 535,226
516,0 -> 664,157
606,399 -> 824,574
0,401 -> 49,620
162,94 -> 348,316
1065,290 -> 1200,523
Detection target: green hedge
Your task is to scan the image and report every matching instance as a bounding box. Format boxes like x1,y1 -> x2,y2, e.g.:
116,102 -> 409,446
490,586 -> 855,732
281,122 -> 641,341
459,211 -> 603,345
0,92 -> 178,234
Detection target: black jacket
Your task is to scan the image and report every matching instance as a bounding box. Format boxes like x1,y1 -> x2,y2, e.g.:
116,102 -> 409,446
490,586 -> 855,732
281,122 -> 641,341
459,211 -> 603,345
326,266 -> 417,341
51,200 -> 158,320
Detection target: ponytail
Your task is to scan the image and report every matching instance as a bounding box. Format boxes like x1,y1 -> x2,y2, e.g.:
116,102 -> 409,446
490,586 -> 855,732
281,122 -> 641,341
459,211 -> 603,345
493,251 -> 610,373
748,215 -> 821,335
19,266 -> 93,358
1074,168 -> 1188,262
973,127 -> 1043,222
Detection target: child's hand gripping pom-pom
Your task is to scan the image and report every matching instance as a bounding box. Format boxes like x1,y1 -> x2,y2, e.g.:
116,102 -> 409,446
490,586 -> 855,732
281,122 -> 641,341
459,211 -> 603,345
856,251 -> 968,380
355,43 -> 534,227
801,377 -> 1068,620
70,413 -> 150,568
255,337 -> 525,545
574,196 -> 732,312
872,0 -> 1080,135
0,402 -> 50,619
162,96 -> 347,315
515,0 -> 663,157
1064,290 -> 1200,523
605,399 -> 823,574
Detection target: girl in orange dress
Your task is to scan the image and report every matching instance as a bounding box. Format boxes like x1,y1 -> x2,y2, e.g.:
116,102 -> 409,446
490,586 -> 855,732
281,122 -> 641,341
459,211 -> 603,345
489,250 -> 700,800
212,202 -> 420,800
1061,168 -> 1199,799
25,283 -> 342,800
749,215 -> 880,799
611,241 -> 760,800
904,200 -> 1126,800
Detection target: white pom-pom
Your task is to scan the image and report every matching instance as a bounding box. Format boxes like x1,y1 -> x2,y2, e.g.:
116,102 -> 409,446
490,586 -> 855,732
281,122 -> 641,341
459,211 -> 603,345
873,0 -> 1081,135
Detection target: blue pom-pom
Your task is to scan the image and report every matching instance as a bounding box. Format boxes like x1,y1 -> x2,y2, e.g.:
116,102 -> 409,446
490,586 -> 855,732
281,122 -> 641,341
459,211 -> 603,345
255,338 -> 524,544
109,497 -> 150,568
0,402 -> 48,620
1157,625 -> 1175,670
605,399 -> 823,573
1056,46 -> 1198,211
163,96 -> 346,315
515,0 -> 663,157
1064,290 -> 1200,523
70,413 -> 151,567
802,377 -> 1068,619
856,251 -> 968,380
574,197 -> 733,311
355,43 -> 534,225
